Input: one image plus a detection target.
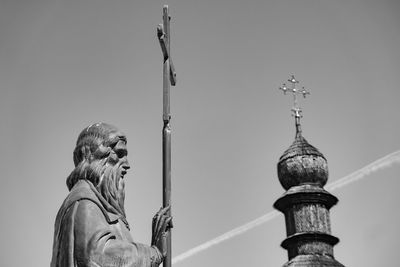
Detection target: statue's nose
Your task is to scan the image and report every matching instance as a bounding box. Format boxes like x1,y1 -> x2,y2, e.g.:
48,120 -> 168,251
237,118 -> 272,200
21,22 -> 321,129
123,161 -> 131,170
121,162 -> 130,177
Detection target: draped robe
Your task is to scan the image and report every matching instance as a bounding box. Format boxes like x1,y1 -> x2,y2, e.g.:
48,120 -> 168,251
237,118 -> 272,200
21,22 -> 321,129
51,180 -> 161,267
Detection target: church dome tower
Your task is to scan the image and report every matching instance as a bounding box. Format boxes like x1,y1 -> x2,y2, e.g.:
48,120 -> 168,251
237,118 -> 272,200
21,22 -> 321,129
274,76 -> 344,266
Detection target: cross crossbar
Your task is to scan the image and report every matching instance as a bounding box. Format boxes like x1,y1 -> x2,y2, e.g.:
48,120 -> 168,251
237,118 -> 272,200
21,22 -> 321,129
157,13 -> 177,86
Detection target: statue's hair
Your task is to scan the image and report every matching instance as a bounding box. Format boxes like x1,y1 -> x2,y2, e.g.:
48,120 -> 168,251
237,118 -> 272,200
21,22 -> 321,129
66,123 -> 126,191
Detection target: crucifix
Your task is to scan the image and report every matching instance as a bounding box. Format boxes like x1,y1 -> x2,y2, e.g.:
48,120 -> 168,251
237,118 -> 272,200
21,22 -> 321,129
279,75 -> 310,134
157,5 -> 176,267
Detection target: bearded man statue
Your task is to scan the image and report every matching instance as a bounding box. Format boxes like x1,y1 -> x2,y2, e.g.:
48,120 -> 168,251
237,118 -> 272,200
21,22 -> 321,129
51,123 -> 171,267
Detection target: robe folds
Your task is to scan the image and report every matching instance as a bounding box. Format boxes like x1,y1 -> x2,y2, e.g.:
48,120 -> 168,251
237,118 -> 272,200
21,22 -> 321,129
51,180 -> 161,267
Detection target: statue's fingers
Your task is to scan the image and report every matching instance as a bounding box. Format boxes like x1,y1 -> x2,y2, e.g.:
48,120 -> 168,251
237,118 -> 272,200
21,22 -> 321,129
159,205 -> 170,215
166,216 -> 173,229
159,216 -> 171,234
152,217 -> 158,230
152,213 -> 161,226
153,207 -> 170,238
157,206 -> 164,215
153,217 -> 165,240
152,215 -> 160,231
156,206 -> 165,215
156,215 -> 167,234
155,207 -> 164,218
153,215 -> 165,237
153,207 -> 164,228
153,207 -> 163,224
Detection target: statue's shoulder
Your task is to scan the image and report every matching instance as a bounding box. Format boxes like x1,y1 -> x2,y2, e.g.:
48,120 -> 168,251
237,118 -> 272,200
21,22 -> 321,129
63,180 -> 97,207
60,180 -> 119,224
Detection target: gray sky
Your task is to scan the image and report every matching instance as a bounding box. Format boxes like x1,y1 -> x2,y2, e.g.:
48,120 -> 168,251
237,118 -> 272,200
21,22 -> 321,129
1,0 -> 400,266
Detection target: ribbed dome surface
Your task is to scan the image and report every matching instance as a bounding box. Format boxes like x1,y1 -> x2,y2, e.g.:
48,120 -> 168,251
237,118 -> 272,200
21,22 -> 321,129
277,133 -> 328,190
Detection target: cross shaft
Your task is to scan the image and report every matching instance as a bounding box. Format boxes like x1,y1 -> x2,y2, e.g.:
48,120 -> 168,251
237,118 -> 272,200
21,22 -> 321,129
157,6 -> 176,267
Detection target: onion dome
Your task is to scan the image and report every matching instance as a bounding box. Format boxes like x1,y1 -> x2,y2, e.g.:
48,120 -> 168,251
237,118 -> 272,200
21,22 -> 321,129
277,125 -> 328,190
277,75 -> 328,190
275,76 -> 344,267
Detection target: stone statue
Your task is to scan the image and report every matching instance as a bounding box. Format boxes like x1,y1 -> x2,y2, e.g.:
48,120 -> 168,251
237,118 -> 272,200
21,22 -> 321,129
51,123 -> 172,267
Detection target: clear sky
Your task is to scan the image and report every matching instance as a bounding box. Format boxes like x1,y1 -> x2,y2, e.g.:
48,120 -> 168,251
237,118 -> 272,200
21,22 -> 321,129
1,0 -> 400,266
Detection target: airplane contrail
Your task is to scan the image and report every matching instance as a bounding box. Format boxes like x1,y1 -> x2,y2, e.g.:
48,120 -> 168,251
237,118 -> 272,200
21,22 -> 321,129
172,210 -> 280,265
172,150 -> 400,265
325,150 -> 400,191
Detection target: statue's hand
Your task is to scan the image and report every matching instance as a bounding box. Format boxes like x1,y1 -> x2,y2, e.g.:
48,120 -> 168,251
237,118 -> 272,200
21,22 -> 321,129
151,206 -> 172,258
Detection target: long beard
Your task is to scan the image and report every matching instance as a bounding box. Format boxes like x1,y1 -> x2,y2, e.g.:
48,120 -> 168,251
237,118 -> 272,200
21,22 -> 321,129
97,164 -> 126,217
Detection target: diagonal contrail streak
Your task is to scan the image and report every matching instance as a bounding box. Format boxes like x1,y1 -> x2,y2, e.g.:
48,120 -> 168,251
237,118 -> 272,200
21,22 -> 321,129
172,210 -> 280,265
172,150 -> 400,265
325,150 -> 400,191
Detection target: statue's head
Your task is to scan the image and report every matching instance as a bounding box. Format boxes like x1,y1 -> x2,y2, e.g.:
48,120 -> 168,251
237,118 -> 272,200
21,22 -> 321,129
66,123 -> 130,216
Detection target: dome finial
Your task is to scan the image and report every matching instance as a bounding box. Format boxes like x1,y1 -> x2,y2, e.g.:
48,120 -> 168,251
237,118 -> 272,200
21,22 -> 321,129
279,75 -> 310,136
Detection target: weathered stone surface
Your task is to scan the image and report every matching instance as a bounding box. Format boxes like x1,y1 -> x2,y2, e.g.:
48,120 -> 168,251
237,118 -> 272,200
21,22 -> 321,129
51,123 -> 172,267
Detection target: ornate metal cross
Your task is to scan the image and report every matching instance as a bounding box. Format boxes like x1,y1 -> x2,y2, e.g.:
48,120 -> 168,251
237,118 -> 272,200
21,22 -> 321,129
279,75 -> 310,118
157,5 -> 176,267
279,75 -> 310,134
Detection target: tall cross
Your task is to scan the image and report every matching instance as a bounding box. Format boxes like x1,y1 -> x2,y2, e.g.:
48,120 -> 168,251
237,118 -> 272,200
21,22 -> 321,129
279,75 -> 310,133
157,5 -> 176,267
158,5 -> 177,121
